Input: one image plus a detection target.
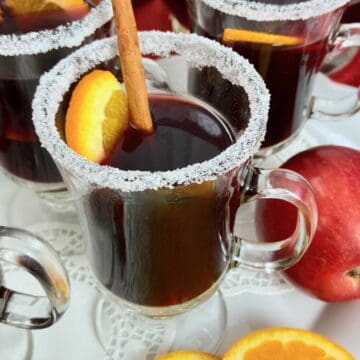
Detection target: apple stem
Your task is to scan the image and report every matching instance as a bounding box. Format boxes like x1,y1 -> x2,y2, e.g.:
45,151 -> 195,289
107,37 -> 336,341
347,266 -> 360,279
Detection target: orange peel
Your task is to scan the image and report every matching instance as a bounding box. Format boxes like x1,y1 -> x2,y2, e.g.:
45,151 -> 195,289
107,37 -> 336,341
223,28 -> 303,46
5,0 -> 89,15
65,69 -> 129,163
223,327 -> 354,360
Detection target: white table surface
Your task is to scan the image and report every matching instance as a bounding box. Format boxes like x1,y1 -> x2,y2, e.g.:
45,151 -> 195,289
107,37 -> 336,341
0,75 -> 359,359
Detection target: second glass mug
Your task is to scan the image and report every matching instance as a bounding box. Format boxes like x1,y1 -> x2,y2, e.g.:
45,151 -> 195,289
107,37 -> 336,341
188,0 -> 360,156
0,0 -> 113,210
32,32 -> 317,353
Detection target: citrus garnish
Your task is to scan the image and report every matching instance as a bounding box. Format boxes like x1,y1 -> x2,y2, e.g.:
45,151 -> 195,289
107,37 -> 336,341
65,69 -> 129,163
156,350 -> 220,359
223,327 -> 354,360
223,28 -> 302,46
5,0 -> 89,15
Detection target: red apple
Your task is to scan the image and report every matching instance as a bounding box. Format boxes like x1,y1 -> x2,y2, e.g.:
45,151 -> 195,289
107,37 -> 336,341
256,145 -> 360,302
134,0 -> 189,32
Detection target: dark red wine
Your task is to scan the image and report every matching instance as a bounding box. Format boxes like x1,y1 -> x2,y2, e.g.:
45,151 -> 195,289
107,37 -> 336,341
84,94 -> 236,307
0,1 -> 112,183
224,37 -> 328,147
0,77 -> 62,182
342,1 -> 360,22
104,94 -> 234,171
190,6 -> 329,148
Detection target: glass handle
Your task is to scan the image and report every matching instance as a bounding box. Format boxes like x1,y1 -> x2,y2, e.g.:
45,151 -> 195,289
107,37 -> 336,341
332,23 -> 360,50
232,166 -> 318,271
310,22 -> 360,119
0,226 -> 70,329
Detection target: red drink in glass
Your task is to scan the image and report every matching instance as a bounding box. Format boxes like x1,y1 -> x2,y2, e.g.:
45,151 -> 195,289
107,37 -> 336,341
0,0 -> 112,184
342,0 -> 360,22
220,37 -> 328,148
84,93 -> 236,307
188,0 -> 345,152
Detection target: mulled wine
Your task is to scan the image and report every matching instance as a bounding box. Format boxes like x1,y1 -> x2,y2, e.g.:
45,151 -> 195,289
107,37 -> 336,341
190,3 -> 331,148
0,0 -> 112,183
342,0 -> 360,22
222,37 -> 328,148
83,93 -> 237,307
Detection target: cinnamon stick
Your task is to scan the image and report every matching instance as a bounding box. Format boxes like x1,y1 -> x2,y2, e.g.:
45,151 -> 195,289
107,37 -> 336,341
111,0 -> 153,133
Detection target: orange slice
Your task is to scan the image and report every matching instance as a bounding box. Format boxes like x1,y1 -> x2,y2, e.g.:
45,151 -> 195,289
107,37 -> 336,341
223,327 -> 354,360
5,0 -> 89,15
156,350 -> 220,360
223,28 -> 303,46
65,69 -> 129,163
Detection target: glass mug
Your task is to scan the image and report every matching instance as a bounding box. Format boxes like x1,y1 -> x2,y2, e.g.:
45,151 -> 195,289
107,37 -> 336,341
0,226 -> 70,328
32,32 -> 317,352
0,0 -> 113,210
188,0 -> 360,156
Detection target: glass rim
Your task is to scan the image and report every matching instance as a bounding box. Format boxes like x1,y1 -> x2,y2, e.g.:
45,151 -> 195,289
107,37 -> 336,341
32,31 -> 270,193
0,0 -> 112,56
199,0 -> 350,21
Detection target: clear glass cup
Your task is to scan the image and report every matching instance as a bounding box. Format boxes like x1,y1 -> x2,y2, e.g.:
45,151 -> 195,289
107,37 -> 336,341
32,32 -> 317,354
188,0 -> 360,157
0,225 -> 70,357
0,0 -> 113,212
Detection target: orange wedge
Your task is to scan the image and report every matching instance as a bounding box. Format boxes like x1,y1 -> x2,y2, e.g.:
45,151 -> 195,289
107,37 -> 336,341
223,28 -> 303,46
5,0 -> 89,15
65,69 -> 129,163
223,327 -> 354,360
156,350 -> 220,360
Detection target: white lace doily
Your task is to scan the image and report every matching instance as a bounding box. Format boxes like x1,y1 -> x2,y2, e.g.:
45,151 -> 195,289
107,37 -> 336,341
27,222 -> 85,256
100,300 -> 175,360
56,254 -> 175,360
221,268 -> 292,296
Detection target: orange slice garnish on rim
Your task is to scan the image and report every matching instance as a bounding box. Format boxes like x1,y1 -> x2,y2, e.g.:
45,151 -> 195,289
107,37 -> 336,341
5,0 -> 89,15
65,70 -> 129,163
156,350 -> 220,359
223,327 -> 354,360
223,28 -> 303,46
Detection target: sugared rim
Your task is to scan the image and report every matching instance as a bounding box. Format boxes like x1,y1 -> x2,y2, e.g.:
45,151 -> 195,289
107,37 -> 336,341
32,31 -> 270,192
0,0 -> 112,56
200,0 -> 350,21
